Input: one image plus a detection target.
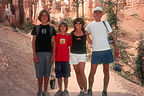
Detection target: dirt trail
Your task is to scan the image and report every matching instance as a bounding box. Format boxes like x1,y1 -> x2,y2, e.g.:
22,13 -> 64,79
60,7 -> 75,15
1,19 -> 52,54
0,25 -> 144,96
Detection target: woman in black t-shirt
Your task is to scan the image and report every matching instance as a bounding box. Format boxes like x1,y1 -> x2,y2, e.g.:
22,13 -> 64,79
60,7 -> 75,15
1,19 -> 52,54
31,10 -> 56,96
70,18 -> 92,96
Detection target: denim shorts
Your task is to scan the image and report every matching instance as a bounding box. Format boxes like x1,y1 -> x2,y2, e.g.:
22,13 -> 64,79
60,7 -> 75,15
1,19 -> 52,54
55,61 -> 70,78
91,50 -> 114,64
34,52 -> 52,78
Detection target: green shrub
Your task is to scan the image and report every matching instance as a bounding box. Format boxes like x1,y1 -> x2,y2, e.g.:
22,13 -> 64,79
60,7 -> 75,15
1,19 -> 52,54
63,17 -> 73,27
24,18 -> 34,34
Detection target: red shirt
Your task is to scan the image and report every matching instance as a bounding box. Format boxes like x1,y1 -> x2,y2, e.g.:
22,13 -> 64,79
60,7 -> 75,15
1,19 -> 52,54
55,34 -> 72,61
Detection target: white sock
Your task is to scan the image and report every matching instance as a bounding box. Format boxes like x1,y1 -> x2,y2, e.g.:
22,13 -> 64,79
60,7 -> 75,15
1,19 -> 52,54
81,89 -> 84,92
84,91 -> 88,93
64,89 -> 67,91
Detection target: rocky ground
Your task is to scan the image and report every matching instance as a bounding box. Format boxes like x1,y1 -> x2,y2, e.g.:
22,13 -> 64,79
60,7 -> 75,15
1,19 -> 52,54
0,25 -> 144,96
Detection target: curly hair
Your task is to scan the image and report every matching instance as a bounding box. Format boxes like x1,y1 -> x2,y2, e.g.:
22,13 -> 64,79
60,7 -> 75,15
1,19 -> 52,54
73,18 -> 85,31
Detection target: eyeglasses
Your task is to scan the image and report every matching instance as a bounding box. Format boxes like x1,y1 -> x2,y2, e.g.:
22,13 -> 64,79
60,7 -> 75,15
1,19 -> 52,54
41,15 -> 48,17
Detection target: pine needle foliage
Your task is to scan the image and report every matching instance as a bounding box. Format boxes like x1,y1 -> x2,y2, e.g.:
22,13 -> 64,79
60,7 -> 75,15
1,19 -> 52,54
135,33 -> 144,86
100,0 -> 117,29
106,1 -> 117,28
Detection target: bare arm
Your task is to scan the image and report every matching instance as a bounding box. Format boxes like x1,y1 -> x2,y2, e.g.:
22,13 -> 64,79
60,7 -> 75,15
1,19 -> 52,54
109,32 -> 119,58
32,35 -> 38,63
85,31 -> 92,44
51,36 -> 56,64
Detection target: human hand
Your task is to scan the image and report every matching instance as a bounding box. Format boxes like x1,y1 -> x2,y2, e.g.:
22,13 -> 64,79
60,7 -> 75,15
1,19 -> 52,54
142,57 -> 144,62
114,50 -> 119,59
33,55 -> 38,63
51,55 -> 55,64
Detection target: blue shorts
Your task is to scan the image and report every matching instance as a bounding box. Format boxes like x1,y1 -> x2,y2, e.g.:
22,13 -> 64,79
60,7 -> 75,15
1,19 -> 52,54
55,61 -> 70,78
91,50 -> 114,64
34,52 -> 52,78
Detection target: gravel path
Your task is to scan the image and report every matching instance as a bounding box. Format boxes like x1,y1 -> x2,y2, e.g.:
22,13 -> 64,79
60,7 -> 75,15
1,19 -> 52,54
0,25 -> 143,96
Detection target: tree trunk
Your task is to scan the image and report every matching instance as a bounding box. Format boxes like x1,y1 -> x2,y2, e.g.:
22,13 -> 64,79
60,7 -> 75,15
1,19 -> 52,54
81,0 -> 84,17
89,0 -> 92,20
29,0 -> 33,21
76,0 -> 79,18
33,0 -> 38,19
18,0 -> 24,26
9,0 -> 15,15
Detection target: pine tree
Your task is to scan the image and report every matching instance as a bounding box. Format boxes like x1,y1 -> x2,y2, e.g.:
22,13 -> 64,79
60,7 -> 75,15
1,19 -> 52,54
18,0 -> 24,26
106,0 -> 117,29
72,0 -> 80,18
135,33 -> 144,86
100,0 -> 118,36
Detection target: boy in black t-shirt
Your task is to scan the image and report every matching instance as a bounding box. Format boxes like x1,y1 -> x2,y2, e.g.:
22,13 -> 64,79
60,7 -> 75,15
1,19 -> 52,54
31,10 -> 56,96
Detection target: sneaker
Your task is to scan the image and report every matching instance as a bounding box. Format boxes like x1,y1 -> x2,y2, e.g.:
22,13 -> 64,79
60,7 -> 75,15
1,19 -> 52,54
88,89 -> 93,96
102,90 -> 107,96
62,90 -> 69,96
54,90 -> 63,96
43,91 -> 50,96
77,90 -> 84,96
37,91 -> 43,96
83,92 -> 90,96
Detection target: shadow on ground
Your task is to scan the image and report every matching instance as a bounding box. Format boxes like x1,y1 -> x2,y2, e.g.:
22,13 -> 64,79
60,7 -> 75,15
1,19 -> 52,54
50,91 -> 136,96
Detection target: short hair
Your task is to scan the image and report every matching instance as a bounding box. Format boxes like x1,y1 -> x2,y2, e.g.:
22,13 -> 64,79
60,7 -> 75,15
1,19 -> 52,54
38,10 -> 50,22
58,21 -> 68,32
73,18 -> 85,30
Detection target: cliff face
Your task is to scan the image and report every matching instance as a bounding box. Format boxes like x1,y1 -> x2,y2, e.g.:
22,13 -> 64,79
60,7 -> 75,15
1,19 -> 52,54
0,0 -> 8,22
90,0 -> 144,20
124,0 -> 144,20
0,0 -> 144,23
81,0 -> 144,20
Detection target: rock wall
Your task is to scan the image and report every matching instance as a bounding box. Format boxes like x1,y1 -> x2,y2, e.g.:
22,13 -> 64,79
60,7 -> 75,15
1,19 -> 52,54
0,0 -> 7,22
125,0 -> 144,20
1,0 -> 144,23
90,0 -> 144,20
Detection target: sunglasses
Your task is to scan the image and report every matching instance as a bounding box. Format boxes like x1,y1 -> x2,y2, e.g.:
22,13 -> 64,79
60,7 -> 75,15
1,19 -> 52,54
75,22 -> 82,24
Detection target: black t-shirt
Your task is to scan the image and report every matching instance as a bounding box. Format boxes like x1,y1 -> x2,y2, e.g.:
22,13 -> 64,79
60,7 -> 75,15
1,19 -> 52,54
71,30 -> 86,54
31,24 -> 56,52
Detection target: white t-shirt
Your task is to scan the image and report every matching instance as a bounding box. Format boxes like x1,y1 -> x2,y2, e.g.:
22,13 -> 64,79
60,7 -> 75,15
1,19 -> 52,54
86,21 -> 112,51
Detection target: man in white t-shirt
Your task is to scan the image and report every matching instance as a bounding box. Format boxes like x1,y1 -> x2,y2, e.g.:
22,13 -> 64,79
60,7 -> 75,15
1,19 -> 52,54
85,6 -> 119,96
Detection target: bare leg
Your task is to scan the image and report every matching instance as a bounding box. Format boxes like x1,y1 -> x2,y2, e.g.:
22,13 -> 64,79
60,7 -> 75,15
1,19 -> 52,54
64,77 -> 68,89
57,78 -> 62,90
38,77 -> 43,91
78,62 -> 87,91
103,64 -> 109,91
73,65 -> 83,90
44,76 -> 49,91
88,64 -> 98,89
